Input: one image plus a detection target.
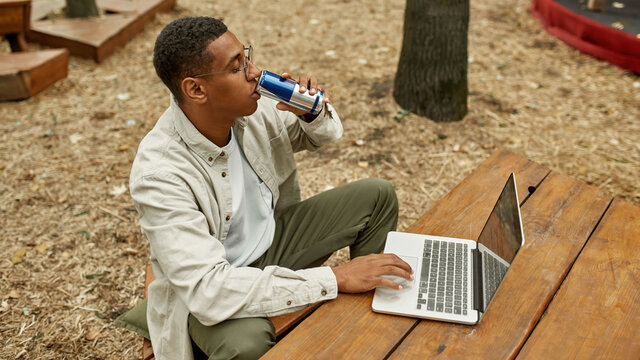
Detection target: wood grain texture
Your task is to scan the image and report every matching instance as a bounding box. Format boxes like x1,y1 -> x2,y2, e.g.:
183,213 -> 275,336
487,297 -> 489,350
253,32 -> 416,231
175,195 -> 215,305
0,49 -> 68,101
261,150 -> 550,360
390,172 -> 612,360
27,0 -> 176,62
517,198 -> 640,359
0,0 -> 29,35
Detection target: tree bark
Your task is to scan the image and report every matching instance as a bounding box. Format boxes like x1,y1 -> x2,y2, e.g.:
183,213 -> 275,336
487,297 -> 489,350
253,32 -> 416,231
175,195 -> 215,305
66,0 -> 99,18
393,0 -> 469,122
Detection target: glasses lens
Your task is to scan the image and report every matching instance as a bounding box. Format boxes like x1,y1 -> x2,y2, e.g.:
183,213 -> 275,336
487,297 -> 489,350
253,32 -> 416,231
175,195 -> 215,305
244,46 -> 253,79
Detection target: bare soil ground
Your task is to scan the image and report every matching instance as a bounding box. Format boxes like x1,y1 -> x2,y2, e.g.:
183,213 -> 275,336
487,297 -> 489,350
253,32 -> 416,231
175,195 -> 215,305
1,0 -> 638,358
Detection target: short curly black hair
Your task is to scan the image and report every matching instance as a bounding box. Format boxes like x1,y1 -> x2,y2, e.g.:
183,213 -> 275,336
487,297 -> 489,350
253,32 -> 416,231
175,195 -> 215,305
153,17 -> 228,103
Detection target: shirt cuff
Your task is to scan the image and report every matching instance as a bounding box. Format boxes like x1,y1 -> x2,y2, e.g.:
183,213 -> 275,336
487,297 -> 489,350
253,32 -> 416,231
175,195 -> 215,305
296,266 -> 338,301
297,103 -> 335,132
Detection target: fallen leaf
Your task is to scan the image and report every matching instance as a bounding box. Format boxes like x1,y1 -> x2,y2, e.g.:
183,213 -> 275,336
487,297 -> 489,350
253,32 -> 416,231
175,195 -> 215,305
69,133 -> 83,144
85,272 -> 108,279
35,243 -> 49,253
0,300 -> 9,312
357,161 -> 369,168
119,144 -> 129,151
30,184 -> 40,192
86,329 -> 101,340
116,93 -> 130,101
11,248 -> 27,265
123,248 -> 139,255
22,307 -> 32,316
109,185 -> 127,197
5,290 -> 19,299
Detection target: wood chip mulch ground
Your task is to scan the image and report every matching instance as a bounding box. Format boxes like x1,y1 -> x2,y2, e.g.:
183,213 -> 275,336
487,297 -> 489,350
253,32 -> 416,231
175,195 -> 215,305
1,0 -> 638,358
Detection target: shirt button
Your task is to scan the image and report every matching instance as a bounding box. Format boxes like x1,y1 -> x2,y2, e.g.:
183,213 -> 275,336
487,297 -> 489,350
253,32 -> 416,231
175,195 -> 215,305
225,215 -> 231,221
221,172 -> 227,177
321,290 -> 327,296
208,157 -> 213,162
220,151 -> 225,157
286,300 -> 292,306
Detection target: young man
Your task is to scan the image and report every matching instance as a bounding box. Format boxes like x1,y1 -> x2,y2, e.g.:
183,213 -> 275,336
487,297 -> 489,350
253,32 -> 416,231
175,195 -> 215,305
130,16 -> 413,360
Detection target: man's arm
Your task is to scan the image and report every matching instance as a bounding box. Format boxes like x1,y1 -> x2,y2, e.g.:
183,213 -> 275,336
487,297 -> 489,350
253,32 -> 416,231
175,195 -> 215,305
131,171 -> 336,325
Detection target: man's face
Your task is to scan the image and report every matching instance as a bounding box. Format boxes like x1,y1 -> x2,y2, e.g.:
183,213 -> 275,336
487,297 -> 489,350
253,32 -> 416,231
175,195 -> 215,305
200,31 -> 262,118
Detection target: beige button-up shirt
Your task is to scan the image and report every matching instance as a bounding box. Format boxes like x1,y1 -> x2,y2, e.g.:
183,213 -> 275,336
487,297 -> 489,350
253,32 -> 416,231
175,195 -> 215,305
129,95 -> 342,359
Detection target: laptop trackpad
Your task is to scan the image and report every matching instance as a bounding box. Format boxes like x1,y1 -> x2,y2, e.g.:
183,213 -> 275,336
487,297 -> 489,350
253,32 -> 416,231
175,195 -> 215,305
380,255 -> 418,289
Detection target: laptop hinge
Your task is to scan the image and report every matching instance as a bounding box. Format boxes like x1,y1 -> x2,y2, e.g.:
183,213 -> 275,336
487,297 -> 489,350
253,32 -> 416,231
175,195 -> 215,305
472,248 -> 484,312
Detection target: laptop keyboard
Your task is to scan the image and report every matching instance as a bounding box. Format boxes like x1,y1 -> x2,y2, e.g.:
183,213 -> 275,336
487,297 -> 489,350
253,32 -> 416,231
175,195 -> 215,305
483,251 -> 508,305
417,239 -> 468,315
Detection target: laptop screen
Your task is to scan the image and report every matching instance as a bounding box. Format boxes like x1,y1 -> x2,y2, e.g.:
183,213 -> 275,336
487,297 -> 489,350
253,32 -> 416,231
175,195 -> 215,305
477,173 -> 523,264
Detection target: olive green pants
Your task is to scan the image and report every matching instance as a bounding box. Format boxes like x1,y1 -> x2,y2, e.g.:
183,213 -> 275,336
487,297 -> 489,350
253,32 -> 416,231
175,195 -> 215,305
188,178 -> 398,360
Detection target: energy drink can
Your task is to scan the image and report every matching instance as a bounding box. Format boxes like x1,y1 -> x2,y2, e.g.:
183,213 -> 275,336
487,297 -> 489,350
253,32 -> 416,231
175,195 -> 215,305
257,70 -> 325,115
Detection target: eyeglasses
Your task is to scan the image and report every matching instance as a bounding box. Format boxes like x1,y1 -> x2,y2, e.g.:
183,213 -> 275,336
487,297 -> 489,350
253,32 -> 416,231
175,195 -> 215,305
190,45 -> 253,80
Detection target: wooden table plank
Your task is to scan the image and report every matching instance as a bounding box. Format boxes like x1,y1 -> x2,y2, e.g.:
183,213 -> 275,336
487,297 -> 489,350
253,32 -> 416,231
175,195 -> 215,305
517,198 -> 640,359
389,172 -> 612,359
261,150 -> 550,359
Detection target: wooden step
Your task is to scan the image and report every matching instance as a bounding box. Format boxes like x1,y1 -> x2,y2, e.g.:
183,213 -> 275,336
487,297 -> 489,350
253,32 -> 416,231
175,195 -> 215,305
0,48 -> 68,101
27,0 -> 176,62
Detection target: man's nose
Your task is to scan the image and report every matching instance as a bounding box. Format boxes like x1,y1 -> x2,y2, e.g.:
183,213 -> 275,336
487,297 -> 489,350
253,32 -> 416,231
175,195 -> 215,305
246,60 -> 261,81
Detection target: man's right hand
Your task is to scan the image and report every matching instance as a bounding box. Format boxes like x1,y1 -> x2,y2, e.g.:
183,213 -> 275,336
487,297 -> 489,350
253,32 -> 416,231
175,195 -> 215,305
331,253 -> 414,293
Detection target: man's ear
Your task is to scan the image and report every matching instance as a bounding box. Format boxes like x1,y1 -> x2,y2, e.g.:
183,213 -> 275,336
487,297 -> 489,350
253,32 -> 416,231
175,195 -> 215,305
181,77 -> 208,104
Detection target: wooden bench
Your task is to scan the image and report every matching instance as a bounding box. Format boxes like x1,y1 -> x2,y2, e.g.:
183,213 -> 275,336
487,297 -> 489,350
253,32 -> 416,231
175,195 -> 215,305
0,0 -> 68,101
260,149 -> 640,359
141,262 -> 322,360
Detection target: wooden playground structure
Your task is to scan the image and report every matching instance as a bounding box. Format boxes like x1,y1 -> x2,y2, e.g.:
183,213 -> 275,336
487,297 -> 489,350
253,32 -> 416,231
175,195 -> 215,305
0,0 -> 175,101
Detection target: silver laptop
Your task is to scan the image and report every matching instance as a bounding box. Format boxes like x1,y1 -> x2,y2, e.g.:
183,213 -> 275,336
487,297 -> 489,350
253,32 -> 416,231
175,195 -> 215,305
372,173 -> 524,324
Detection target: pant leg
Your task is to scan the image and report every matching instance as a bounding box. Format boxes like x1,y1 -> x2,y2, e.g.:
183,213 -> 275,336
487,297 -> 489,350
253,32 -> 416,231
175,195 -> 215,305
188,178 -> 397,360
252,178 -> 398,270
188,314 -> 276,360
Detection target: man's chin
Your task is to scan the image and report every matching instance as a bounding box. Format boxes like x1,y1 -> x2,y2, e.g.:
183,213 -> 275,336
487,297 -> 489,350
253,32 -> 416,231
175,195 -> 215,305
242,100 -> 260,116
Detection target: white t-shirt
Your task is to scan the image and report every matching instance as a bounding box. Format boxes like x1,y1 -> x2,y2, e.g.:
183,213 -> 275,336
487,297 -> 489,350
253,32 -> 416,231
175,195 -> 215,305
222,129 -> 276,266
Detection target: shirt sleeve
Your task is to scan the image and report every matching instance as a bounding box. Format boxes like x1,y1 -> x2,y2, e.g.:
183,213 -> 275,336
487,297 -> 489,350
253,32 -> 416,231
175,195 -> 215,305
131,171 -> 338,326
283,103 -> 343,152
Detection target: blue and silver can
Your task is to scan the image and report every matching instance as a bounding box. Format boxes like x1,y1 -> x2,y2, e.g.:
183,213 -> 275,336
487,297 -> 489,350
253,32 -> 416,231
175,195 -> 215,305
257,70 -> 325,115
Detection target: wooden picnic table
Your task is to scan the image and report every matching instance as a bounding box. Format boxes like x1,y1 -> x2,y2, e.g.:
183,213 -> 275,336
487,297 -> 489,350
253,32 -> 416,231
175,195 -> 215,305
261,149 -> 640,359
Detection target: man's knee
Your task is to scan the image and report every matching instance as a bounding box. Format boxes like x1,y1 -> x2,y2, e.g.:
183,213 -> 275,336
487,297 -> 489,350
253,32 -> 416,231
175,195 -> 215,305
189,315 -> 275,360
228,319 -> 275,360
358,178 -> 398,212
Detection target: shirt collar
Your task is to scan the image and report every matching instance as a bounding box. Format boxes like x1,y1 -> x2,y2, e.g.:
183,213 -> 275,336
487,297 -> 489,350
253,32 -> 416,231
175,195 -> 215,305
169,95 -> 234,165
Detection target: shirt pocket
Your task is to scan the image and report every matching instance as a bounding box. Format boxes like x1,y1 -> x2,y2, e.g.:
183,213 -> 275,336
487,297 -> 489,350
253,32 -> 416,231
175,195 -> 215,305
269,128 -> 296,182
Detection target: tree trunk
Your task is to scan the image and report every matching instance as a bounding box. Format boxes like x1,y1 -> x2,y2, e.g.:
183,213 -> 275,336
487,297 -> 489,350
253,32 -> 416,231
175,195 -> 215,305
393,0 -> 469,122
66,0 -> 99,18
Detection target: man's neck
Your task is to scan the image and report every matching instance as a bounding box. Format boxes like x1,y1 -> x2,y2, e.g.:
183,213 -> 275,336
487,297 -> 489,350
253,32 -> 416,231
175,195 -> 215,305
181,102 -> 234,147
